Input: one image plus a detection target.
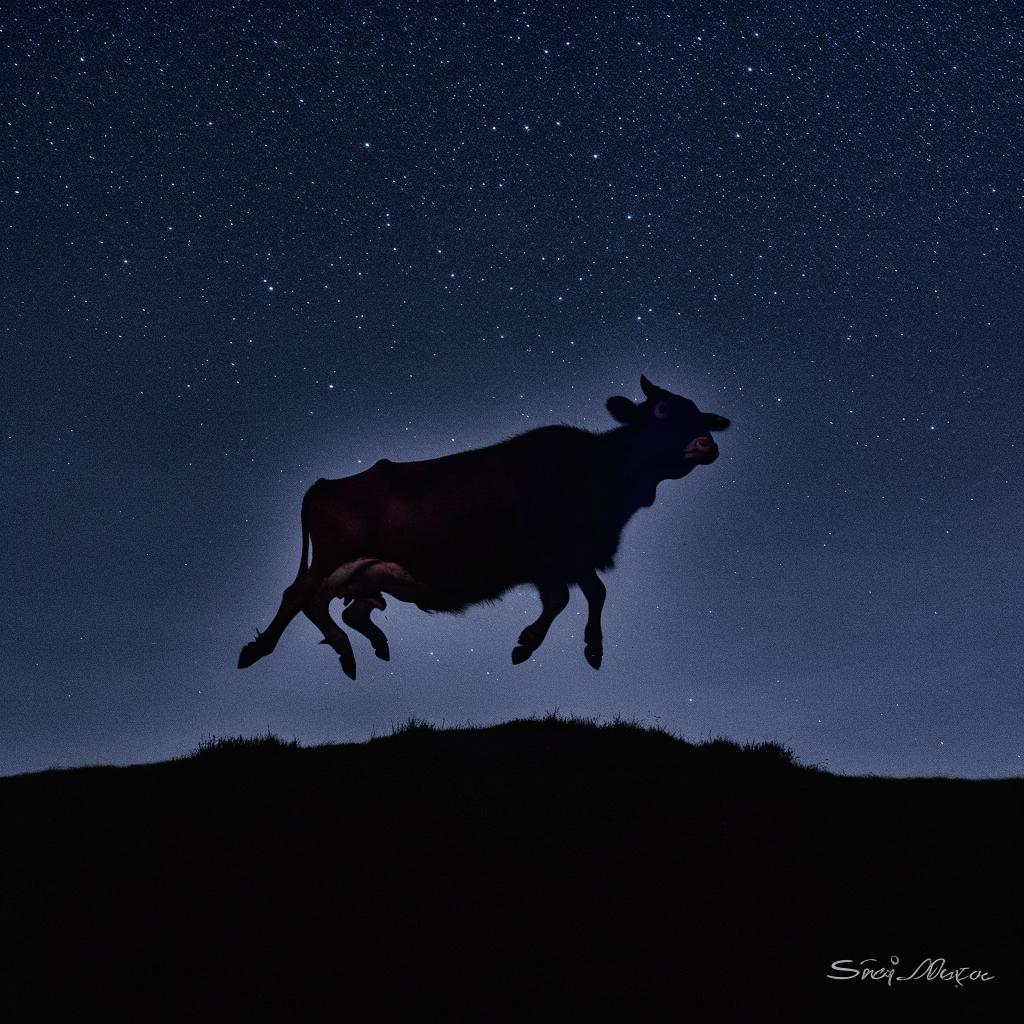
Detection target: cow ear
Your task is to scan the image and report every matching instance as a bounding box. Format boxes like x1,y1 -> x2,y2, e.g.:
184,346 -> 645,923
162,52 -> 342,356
607,396 -> 641,424
639,375 -> 659,399
703,413 -> 730,431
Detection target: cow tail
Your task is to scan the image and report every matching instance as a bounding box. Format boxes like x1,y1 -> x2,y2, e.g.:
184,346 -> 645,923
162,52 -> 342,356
298,511 -> 310,577
297,485 -> 315,578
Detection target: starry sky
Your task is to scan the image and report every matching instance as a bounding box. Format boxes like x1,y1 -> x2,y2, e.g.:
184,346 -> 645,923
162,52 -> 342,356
2,1 -> 1021,778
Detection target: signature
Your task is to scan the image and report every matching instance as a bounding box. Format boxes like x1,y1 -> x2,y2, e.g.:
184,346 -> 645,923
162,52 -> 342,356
827,957 -> 995,987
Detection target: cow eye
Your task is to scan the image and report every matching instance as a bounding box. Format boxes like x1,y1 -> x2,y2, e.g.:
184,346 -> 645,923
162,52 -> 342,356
653,401 -> 670,420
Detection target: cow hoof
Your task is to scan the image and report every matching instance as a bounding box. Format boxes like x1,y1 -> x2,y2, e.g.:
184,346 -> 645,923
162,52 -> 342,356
238,643 -> 262,669
511,644 -> 533,665
584,645 -> 602,670
374,642 -> 390,662
338,654 -> 357,680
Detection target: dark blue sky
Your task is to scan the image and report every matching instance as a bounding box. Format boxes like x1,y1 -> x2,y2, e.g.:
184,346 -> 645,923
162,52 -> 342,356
2,1 -> 1021,777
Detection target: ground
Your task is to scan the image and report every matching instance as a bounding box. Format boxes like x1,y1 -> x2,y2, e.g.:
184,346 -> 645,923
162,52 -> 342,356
2,715 -> 1019,1017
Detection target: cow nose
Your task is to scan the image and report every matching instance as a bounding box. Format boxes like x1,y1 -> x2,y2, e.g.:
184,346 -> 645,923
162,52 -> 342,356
686,436 -> 718,461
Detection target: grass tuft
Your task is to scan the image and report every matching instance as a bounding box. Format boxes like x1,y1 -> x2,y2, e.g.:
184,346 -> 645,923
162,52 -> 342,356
741,739 -> 800,765
188,730 -> 300,759
388,716 -> 437,736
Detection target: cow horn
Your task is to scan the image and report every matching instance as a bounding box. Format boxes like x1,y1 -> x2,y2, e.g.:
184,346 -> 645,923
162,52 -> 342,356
639,374 -> 658,398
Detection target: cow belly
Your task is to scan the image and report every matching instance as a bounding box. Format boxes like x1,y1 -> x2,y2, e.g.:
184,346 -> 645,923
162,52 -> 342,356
323,557 -> 512,613
412,579 -> 516,613
378,523 -> 598,607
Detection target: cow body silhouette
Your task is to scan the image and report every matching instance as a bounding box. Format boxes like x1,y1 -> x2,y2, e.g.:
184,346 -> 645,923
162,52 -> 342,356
238,376 -> 729,678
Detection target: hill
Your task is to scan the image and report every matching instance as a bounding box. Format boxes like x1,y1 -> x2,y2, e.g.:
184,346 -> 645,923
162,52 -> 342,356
2,715 -> 1019,1017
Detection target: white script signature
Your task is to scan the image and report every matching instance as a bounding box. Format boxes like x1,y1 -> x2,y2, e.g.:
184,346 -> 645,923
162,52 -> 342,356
827,957 -> 995,987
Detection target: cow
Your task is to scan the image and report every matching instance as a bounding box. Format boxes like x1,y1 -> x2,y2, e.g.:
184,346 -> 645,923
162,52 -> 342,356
238,375 -> 729,679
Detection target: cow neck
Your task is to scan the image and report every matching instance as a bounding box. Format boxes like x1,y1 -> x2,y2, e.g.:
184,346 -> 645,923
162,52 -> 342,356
598,425 -> 663,518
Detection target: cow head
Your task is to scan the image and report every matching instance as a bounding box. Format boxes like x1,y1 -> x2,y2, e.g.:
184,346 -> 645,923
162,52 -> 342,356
606,375 -> 730,479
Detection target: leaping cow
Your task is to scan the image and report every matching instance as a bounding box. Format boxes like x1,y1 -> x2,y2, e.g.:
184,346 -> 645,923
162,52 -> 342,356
238,376 -> 729,678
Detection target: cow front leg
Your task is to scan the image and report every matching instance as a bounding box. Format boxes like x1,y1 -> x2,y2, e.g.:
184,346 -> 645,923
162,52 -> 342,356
512,582 -> 570,665
304,582 -> 358,680
342,596 -> 391,662
577,569 -> 606,670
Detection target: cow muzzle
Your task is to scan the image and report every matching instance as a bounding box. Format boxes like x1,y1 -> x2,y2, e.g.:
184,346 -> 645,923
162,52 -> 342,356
685,436 -> 719,462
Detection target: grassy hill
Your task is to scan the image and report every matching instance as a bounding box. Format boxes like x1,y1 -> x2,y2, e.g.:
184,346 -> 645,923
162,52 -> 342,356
2,715 -> 1020,1017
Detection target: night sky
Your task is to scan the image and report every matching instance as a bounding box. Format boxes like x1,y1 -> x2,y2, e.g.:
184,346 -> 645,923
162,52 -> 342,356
3,2 -> 1021,778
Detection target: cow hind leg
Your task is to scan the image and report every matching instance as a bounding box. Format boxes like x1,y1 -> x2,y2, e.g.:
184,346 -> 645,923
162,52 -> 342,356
512,582 -> 570,665
342,596 -> 391,662
238,568 -> 322,669
304,582 -> 358,680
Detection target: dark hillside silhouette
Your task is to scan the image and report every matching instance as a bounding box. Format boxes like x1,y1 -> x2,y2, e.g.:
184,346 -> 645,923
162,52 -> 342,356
2,715 -> 1019,1017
